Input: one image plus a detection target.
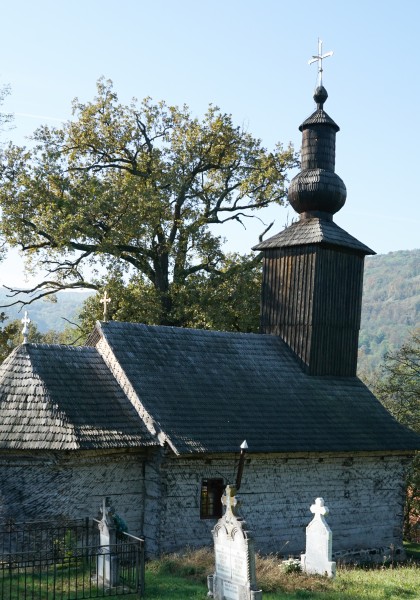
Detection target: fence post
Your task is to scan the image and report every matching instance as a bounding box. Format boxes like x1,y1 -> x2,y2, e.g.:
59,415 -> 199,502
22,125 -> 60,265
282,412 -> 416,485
140,538 -> 145,596
85,517 -> 90,560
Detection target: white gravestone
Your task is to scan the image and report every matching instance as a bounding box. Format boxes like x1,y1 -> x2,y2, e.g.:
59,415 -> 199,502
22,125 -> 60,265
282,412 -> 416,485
301,497 -> 336,578
97,498 -> 119,588
208,484 -> 262,600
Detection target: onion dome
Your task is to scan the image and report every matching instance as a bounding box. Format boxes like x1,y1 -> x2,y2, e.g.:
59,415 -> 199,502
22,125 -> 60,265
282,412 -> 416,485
288,86 -> 347,220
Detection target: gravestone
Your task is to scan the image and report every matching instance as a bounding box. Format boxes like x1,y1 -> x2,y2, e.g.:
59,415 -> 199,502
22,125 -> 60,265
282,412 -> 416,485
208,484 -> 262,600
97,498 -> 119,588
301,497 -> 336,578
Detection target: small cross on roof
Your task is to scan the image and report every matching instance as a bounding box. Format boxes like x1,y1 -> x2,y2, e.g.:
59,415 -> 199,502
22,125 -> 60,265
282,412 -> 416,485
21,311 -> 31,344
100,290 -> 111,321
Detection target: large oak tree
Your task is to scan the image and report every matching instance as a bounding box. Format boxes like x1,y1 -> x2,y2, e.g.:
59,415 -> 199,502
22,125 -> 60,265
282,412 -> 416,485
0,79 -> 297,327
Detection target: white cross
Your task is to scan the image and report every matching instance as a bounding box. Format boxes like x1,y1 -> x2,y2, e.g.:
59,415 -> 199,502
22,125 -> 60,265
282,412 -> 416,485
308,39 -> 333,86
21,311 -> 31,344
310,497 -> 329,518
222,484 -> 239,520
100,290 -> 111,321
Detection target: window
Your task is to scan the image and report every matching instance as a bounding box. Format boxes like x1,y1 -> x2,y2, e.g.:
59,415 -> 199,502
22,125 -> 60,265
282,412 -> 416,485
200,478 -> 224,519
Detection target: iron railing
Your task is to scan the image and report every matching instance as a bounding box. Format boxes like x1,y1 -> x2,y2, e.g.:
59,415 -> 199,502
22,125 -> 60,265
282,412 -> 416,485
0,519 -> 144,599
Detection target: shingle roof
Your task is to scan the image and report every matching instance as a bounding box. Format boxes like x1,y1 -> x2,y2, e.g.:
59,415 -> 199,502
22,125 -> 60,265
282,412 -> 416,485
300,108 -> 339,131
0,344 -> 157,450
253,217 -> 375,254
96,322 -> 420,455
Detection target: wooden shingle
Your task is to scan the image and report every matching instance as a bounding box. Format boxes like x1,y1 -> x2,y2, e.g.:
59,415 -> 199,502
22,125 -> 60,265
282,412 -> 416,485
94,321 -> 420,455
253,217 -> 375,254
0,344 -> 157,450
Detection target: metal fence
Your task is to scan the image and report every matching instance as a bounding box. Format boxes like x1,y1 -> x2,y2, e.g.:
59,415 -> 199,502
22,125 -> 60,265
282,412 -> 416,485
0,519 -> 144,599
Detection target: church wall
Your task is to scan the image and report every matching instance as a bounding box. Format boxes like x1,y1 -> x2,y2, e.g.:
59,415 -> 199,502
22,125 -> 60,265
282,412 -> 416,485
0,448 -> 411,560
155,452 -> 410,558
0,449 -> 147,535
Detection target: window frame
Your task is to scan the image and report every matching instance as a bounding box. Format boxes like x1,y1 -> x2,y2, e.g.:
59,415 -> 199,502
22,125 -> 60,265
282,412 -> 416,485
200,478 -> 225,519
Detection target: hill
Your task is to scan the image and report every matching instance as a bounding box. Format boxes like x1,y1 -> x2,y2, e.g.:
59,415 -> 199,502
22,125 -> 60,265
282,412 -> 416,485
358,248 -> 420,374
0,289 -> 93,332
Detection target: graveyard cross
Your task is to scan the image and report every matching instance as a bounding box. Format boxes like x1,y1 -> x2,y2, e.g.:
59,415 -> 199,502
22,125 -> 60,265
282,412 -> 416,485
301,497 -> 336,578
210,483 -> 262,599
21,311 -> 31,344
310,497 -> 329,519
221,484 -> 239,520
97,497 -> 119,588
100,290 -> 111,321
308,38 -> 333,86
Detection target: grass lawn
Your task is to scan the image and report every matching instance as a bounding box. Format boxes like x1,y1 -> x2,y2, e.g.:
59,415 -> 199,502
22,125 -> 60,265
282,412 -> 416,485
136,546 -> 420,600
2,545 -> 419,599
140,565 -> 420,600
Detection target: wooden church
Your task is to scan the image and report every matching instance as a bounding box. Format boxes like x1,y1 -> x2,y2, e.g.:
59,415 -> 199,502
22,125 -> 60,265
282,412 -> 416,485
0,81 -> 418,560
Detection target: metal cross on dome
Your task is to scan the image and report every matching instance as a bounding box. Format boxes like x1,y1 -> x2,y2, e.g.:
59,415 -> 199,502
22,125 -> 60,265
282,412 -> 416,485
308,39 -> 333,86
100,290 -> 111,321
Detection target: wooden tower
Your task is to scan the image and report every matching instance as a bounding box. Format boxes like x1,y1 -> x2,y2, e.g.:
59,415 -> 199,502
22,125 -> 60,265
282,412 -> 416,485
253,85 -> 375,376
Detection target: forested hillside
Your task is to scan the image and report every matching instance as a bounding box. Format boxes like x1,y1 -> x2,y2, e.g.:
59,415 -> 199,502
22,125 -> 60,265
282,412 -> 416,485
0,248 -> 418,374
0,290 -> 92,332
358,248 -> 420,375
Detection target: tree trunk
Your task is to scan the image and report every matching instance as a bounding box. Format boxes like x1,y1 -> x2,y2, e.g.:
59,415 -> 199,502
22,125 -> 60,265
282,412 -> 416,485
153,253 -> 174,326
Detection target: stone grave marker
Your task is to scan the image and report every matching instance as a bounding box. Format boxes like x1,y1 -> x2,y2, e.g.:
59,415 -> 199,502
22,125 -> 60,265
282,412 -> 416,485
301,497 -> 336,578
97,497 -> 119,588
208,484 -> 262,600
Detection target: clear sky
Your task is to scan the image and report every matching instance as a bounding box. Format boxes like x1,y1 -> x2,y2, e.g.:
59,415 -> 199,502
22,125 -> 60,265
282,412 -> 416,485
0,0 -> 419,287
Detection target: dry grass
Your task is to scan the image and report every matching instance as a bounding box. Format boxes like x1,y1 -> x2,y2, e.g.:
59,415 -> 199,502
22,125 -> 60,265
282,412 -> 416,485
147,546 -> 420,599
255,553 -> 333,594
148,547 -> 334,593
147,546 -> 214,583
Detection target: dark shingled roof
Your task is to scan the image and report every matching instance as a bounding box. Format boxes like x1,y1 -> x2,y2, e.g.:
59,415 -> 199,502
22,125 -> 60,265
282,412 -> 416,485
0,344 -> 157,450
300,108 -> 339,131
96,321 -> 420,456
253,217 -> 375,254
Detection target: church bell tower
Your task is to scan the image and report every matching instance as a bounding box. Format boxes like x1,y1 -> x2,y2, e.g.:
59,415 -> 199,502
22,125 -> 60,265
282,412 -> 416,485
253,44 -> 375,376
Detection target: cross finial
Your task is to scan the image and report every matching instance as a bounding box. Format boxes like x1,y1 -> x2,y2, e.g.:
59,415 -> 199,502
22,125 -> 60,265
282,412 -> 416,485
21,311 -> 31,344
100,290 -> 111,321
221,484 -> 240,520
310,497 -> 329,519
308,39 -> 333,86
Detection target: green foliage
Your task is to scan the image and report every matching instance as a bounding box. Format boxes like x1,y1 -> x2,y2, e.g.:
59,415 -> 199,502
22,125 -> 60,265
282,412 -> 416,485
0,313 -> 81,363
112,511 -> 128,536
281,558 -> 302,574
371,329 -> 420,542
358,249 -> 420,376
52,529 -> 76,562
0,78 -> 297,327
375,329 -> 420,430
404,540 -> 420,559
79,253 -> 261,334
0,312 -> 20,362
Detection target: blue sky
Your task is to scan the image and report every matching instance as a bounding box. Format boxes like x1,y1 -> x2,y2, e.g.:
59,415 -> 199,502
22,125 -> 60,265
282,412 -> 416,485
0,0 -> 419,286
